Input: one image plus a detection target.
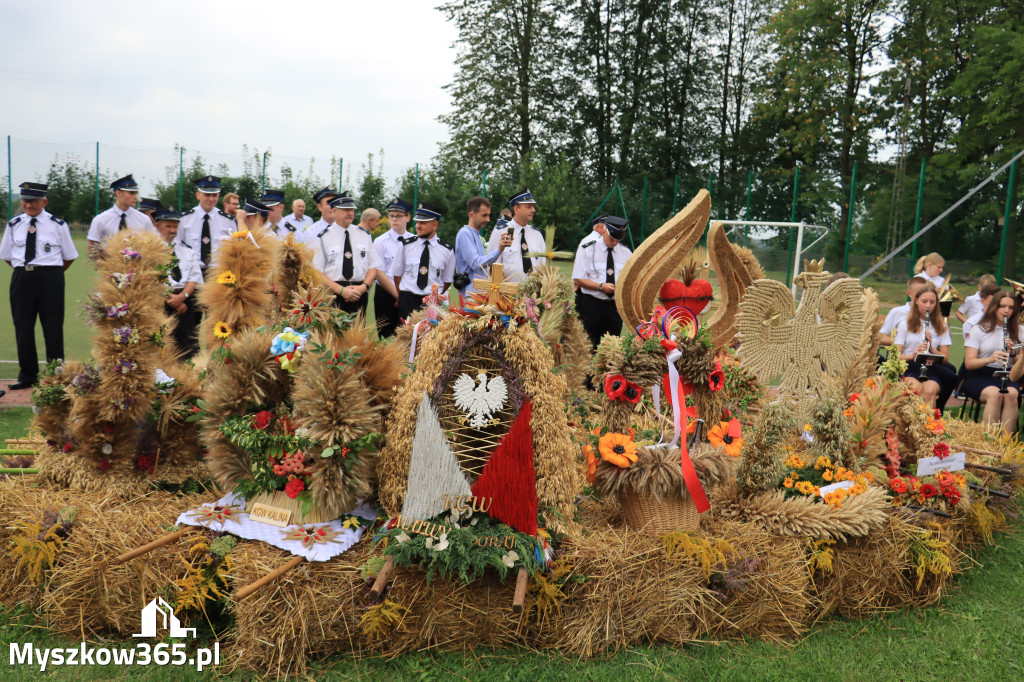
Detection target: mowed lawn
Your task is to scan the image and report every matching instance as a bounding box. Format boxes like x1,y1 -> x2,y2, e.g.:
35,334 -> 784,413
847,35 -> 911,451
0,235 -> 965,374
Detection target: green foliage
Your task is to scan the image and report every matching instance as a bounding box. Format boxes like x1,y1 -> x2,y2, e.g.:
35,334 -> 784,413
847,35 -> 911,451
379,512 -> 543,583
737,401 -> 796,495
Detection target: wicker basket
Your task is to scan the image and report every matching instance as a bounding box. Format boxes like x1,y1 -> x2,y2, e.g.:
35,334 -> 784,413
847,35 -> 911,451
619,487 -> 700,536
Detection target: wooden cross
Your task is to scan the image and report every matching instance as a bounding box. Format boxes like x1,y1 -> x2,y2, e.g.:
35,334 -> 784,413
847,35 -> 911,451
473,264 -> 519,304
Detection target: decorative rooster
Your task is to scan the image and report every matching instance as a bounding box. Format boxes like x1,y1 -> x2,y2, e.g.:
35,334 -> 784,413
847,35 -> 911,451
453,372 -> 508,427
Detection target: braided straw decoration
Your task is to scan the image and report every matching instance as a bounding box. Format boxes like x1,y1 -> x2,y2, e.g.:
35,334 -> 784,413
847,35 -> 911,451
616,190 -> 710,331
736,263 -> 865,419
706,221 -> 754,350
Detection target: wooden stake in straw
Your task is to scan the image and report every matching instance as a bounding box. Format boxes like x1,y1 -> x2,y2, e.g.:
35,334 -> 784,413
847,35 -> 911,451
111,527 -> 196,566
512,566 -> 529,614
369,555 -> 395,600
233,555 -> 305,602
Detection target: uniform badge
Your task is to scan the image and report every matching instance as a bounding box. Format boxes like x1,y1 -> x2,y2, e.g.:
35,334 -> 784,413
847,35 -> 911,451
44,244 -> 51,253
521,242 -> 528,251
345,251 -> 352,258
202,237 -> 210,244
419,266 -> 428,275
607,268 -> 614,275
28,224 -> 36,234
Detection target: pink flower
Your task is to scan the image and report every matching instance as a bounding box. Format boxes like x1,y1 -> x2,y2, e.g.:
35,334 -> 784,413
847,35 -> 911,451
933,442 -> 950,460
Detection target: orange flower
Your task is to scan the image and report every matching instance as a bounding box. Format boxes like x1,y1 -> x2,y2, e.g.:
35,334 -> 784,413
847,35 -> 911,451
598,432 -> 639,468
708,421 -> 744,456
584,445 -> 598,482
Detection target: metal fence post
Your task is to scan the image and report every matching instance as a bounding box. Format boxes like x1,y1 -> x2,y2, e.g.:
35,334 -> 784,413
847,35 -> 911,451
6,135 -> 11,221
615,183 -> 634,249
177,146 -> 184,211
672,173 -> 679,215
413,163 -> 419,210
94,142 -> 100,216
909,158 -> 927,264
843,160 -> 858,273
997,155 -> 1018,282
744,170 -> 753,245
708,171 -> 714,202
640,175 -> 648,239
581,185 -> 617,237
785,166 -> 800,287
261,151 -> 268,194
338,158 -> 343,189
481,169 -> 487,195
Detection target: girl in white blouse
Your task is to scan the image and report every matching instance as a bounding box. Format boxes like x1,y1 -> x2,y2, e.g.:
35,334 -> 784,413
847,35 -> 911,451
894,283 -> 957,407
962,291 -> 1024,433
913,252 -> 946,289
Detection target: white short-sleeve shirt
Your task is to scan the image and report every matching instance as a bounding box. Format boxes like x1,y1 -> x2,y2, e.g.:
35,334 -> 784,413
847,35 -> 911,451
0,211 -> 79,267
312,224 -> 379,282
484,221 -> 547,283
895,321 -> 953,357
167,241 -> 203,290
87,205 -> 157,243
571,237 -> 632,301
965,320 -> 1024,369
880,302 -> 911,337
390,235 -> 455,296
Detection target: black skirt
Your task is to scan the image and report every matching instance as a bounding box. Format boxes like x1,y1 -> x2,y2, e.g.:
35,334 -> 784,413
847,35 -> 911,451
961,364 -> 1020,399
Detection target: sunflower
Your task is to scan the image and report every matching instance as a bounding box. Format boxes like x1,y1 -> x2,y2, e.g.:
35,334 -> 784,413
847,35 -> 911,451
217,270 -> 237,286
707,420 -> 743,457
598,432 -> 638,468
213,321 -> 232,339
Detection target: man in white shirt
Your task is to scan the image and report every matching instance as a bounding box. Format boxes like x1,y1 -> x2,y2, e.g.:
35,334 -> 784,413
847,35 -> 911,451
154,207 -> 203,359
312,194 -> 378,315
1,182 -> 79,389
485,188 -> 546,283
572,216 -> 632,347
261,189 -> 287,236
390,202 -> 455,320
302,186 -> 340,245
87,174 -> 157,256
283,199 -> 314,235
178,175 -> 238,273
372,197 -> 412,337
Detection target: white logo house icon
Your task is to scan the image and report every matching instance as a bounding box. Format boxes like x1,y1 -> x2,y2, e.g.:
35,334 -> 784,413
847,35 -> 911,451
133,597 -> 197,638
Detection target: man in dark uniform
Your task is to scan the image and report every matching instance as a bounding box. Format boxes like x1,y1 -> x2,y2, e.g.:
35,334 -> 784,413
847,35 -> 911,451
390,202 -> 455,320
241,198 -> 270,229
371,197 -> 412,338
312,194 -> 379,315
0,182 -> 79,389
571,215 -> 632,347
154,207 -> 203,359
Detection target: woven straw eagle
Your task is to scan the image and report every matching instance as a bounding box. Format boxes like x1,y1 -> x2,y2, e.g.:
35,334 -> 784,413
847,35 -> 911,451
736,260 -> 865,416
453,372 -> 509,427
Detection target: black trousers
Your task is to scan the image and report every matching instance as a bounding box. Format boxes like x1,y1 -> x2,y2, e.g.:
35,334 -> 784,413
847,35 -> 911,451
373,283 -> 400,338
165,296 -> 199,360
397,290 -> 426,321
333,281 -> 369,315
10,266 -> 64,383
576,291 -> 623,348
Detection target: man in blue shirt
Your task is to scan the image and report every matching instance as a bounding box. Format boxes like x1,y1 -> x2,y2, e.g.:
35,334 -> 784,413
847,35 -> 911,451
454,196 -> 512,300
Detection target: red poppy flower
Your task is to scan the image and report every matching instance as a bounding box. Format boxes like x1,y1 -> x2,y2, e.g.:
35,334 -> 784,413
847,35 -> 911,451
709,361 -> 725,391
284,477 -> 305,499
920,483 -> 938,498
604,374 -> 626,400
943,487 -> 961,505
933,442 -> 950,460
62,442 -> 75,453
849,393 -> 861,403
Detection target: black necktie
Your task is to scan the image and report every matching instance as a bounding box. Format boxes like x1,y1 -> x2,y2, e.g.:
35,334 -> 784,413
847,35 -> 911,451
200,214 -> 211,265
342,229 -> 354,280
605,247 -> 615,298
417,240 -> 430,289
519,228 -> 533,274
118,213 -> 127,230
25,218 -> 37,264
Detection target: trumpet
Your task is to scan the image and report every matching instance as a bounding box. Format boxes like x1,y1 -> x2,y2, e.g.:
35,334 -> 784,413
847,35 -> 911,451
998,315 -> 1011,394
918,311 -> 931,380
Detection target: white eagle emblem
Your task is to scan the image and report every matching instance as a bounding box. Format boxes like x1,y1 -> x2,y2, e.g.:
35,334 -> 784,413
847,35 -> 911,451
452,372 -> 508,427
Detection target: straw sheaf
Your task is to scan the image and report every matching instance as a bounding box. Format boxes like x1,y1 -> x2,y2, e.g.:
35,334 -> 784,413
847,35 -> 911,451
196,226 -> 280,348
274,234 -> 317,309
31,359 -> 84,445
592,443 -> 737,501
150,359 -> 204,467
554,315 -> 592,390
712,481 -> 890,542
731,244 -> 765,281
200,327 -> 291,489
706,221 -> 754,350
378,315 -> 580,534
828,287 -> 882,398
806,514 -> 965,621
34,444 -> 210,496
616,190 -> 711,330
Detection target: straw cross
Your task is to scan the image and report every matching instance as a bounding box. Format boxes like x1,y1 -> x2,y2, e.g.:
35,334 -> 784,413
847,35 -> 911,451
474,264 -> 519,304
526,226 -> 574,261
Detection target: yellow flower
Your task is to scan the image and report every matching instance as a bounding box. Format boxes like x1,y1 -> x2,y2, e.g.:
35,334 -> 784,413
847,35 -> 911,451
795,480 -> 817,495
783,477 -> 794,488
342,516 -> 361,529
217,270 -> 237,285
784,454 -> 805,469
213,321 -> 232,339
822,469 -> 834,482
864,377 -> 876,388
232,229 -> 250,239
814,456 -> 831,470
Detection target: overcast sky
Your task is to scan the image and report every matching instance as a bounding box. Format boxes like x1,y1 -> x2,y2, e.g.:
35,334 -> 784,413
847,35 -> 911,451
2,0 -> 459,194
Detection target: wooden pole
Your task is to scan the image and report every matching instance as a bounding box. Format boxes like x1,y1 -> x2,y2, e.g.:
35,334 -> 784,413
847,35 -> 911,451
111,527 -> 195,566
233,555 -> 306,602
511,566 -> 529,614
369,556 -> 395,600
963,461 -> 1014,476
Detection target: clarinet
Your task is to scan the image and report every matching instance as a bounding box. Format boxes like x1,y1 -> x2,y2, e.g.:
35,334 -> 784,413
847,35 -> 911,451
918,311 -> 931,379
999,315 -> 1010,394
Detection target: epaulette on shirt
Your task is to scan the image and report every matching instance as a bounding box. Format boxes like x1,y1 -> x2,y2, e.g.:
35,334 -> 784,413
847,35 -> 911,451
285,222 -> 297,232
49,215 -> 66,225
400,235 -> 419,245
218,209 -> 234,220
357,225 -> 371,236
178,241 -> 194,249
181,208 -> 196,216
437,239 -> 453,251
316,226 -> 330,239
7,215 -> 22,227
581,240 -> 596,249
